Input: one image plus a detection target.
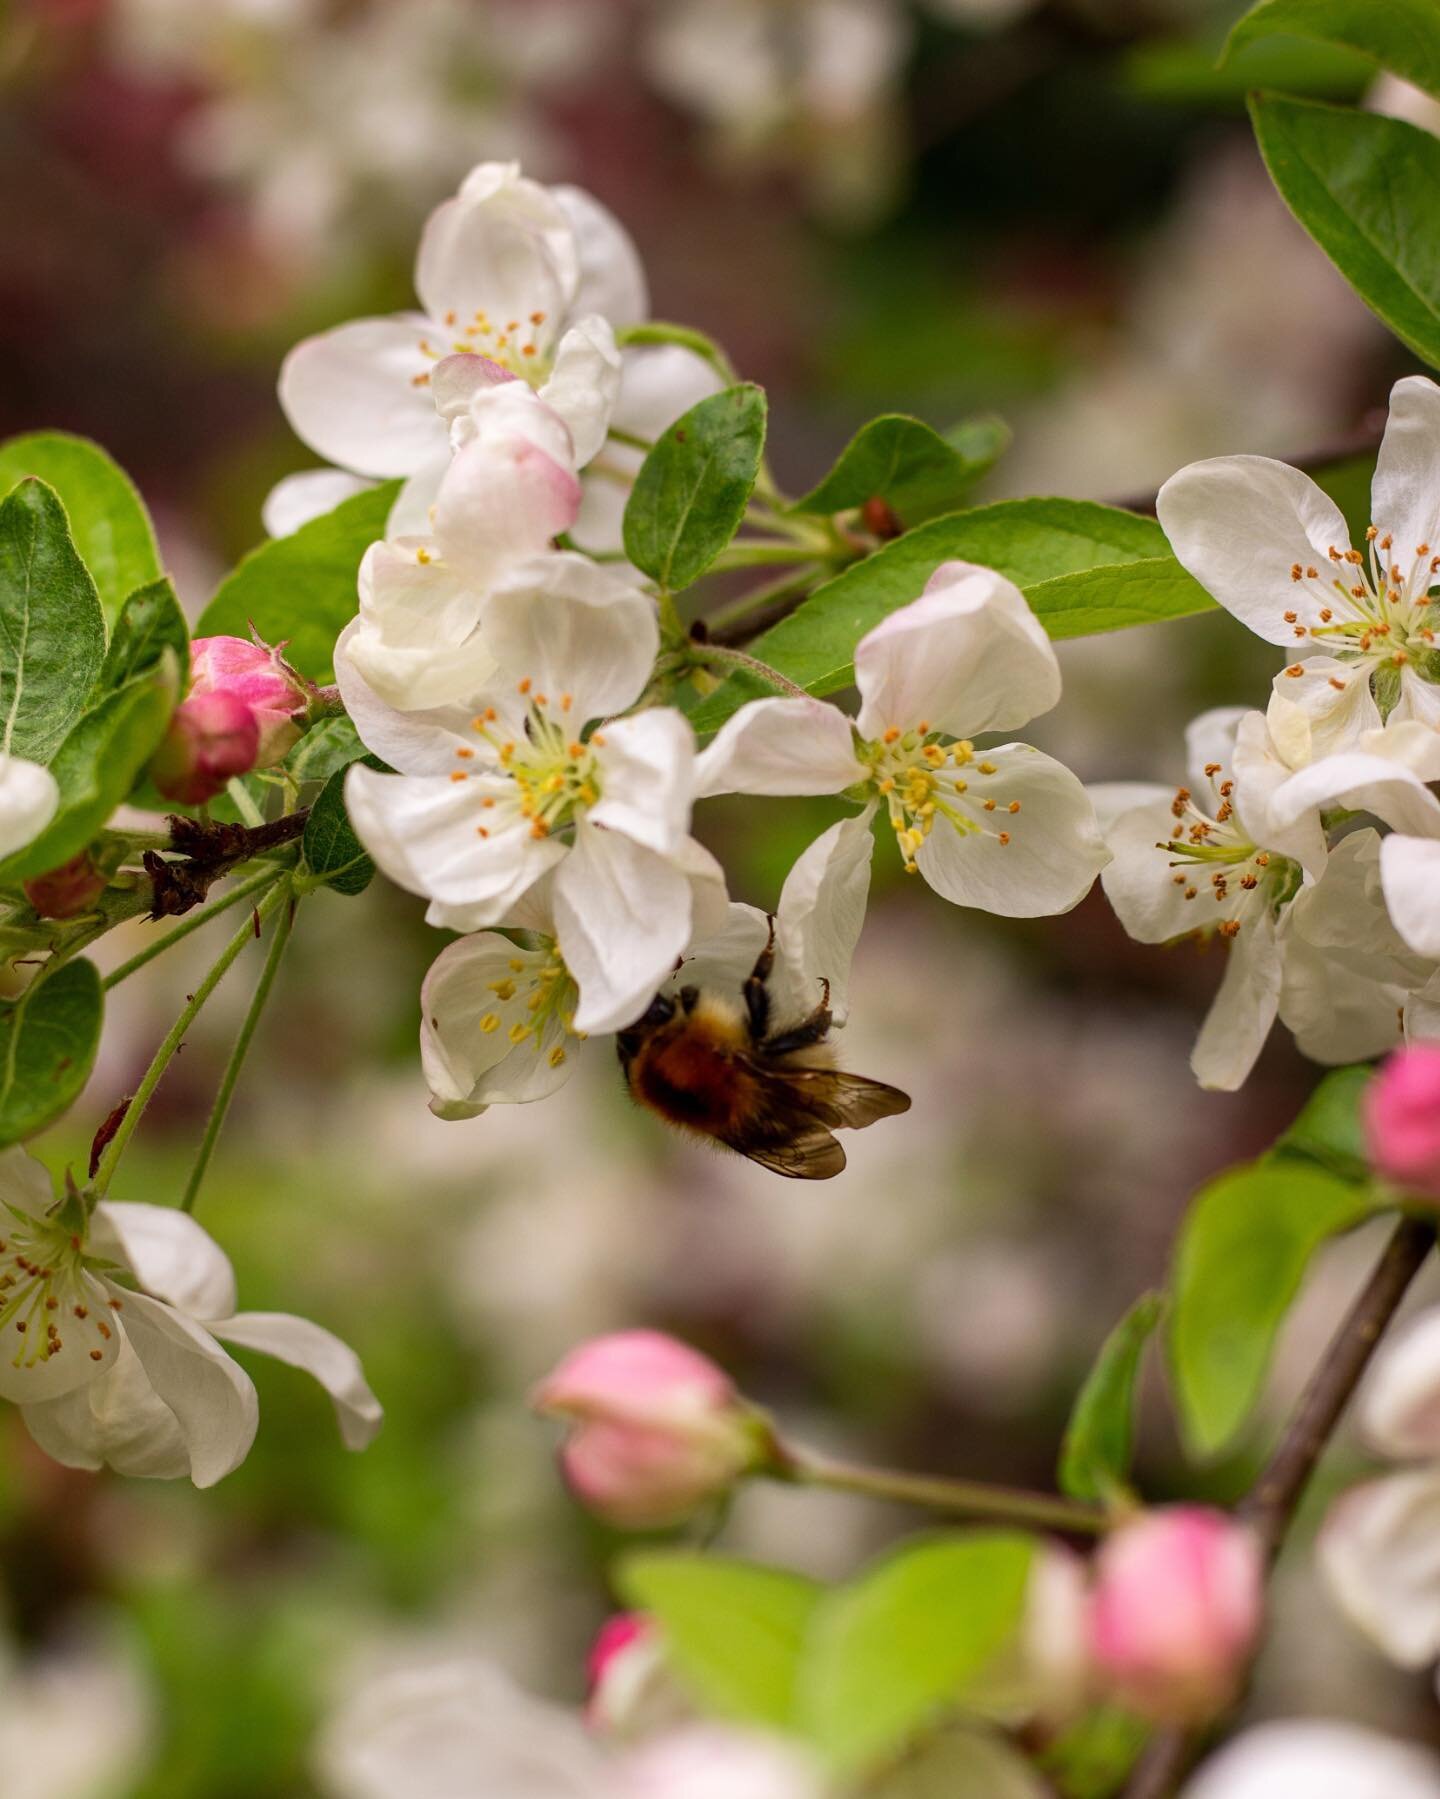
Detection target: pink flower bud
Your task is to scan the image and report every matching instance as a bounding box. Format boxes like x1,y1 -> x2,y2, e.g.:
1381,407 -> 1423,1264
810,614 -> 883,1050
1088,1507 -> 1262,1723
189,635 -> 309,768
23,851 -> 108,920
149,690 -> 260,806
586,1613 -> 690,1738
532,1331 -> 760,1529
1365,1045 -> 1440,1200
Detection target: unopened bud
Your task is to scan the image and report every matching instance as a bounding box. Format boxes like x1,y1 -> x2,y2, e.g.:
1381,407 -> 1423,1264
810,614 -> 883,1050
1088,1507 -> 1262,1723
586,1613 -> 690,1738
1365,1045 -> 1440,1201
189,635 -> 309,768
532,1330 -> 761,1529
149,691 -> 260,806
23,851 -> 107,919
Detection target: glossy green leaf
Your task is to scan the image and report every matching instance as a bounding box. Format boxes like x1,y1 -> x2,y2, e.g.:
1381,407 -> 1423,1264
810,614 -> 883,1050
1229,0 -> 1440,99
623,385 -> 767,590
0,480 -> 108,766
300,762 -> 379,896
286,716 -> 368,786
1275,1064 -> 1374,1182
616,1553 -> 822,1731
800,1531 -> 1034,1774
0,959 -> 103,1147
1059,1291 -> 1164,1503
1251,95 -> 1440,371
0,432 -> 161,627
690,499 -> 1211,733
1168,1157 -> 1387,1457
789,413 -> 1008,524
95,576 -> 189,698
0,655 -> 179,882
195,482 -> 400,684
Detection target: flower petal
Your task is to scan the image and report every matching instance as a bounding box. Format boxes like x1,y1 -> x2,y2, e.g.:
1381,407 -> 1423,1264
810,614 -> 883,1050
419,934 -> 578,1115
96,1202 -> 237,1322
278,314 -> 447,477
22,1335 -> 190,1479
211,1311 -> 381,1451
1320,1468 -> 1440,1667
431,430 -> 581,582
262,468 -> 375,538
1371,374 -> 1440,555
588,708 -> 695,858
1156,454 -> 1352,646
914,744 -> 1108,917
0,757 -> 59,861
539,316 -> 622,467
347,539 -> 498,713
112,1288 -> 258,1488
1271,751 -> 1440,839
855,562 -> 1060,739
1097,787 -> 1208,944
1362,1306 -> 1440,1460
1382,834 -> 1440,959
554,183 -> 650,324
415,162 -> 573,342
774,808 -> 875,1028
693,697 -> 863,799
333,619 -> 486,775
1191,908 -> 1282,1091
555,825 -> 693,1034
1264,657 -> 1382,771
1184,1720 -> 1440,1799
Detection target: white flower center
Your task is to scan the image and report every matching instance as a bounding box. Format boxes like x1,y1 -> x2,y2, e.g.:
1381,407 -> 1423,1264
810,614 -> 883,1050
1157,765 -> 1299,939
413,307 -> 555,390
1285,527 -> 1439,675
858,724 -> 1021,872
453,682 -> 603,843
0,1206 -> 120,1375
478,946 -> 585,1069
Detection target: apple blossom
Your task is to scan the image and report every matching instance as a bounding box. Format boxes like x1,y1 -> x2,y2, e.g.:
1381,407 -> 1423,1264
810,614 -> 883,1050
0,1148 -> 379,1487
148,689 -> 261,806
189,633 -> 311,766
695,561 -> 1108,918
1087,1507 -> 1263,1723
1364,1044 -> 1440,1200
0,755 -> 60,861
531,1329 -> 763,1528
1182,1721 -> 1440,1799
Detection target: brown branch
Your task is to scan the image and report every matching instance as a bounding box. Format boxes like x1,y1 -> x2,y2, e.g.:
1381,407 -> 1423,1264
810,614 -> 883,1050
143,811 -> 310,919
1122,1215 -> 1436,1799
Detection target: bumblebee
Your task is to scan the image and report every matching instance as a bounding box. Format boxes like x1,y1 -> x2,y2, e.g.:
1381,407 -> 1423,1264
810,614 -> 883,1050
616,924 -> 912,1179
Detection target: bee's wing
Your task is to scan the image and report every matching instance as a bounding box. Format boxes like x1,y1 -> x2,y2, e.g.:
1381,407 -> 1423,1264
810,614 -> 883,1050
783,1069 -> 913,1132
738,1128 -> 848,1180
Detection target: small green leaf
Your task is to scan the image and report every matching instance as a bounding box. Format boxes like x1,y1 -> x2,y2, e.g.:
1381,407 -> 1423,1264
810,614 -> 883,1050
1250,95 -> 1440,372
95,576 -> 189,697
871,1729 -> 1050,1798
800,1531 -> 1034,1774
0,480 -> 108,765
690,499 -> 1212,733
616,1553 -> 822,1731
300,762 -> 378,896
0,432 -> 161,627
623,385 -> 767,591
1275,1064 -> 1374,1182
1168,1157 -> 1388,1457
1228,0 -> 1440,100
286,716 -> 368,786
195,482 -> 401,684
1059,1292 -> 1164,1504
0,656 -> 178,883
789,413 -> 1007,525
0,959 -> 103,1147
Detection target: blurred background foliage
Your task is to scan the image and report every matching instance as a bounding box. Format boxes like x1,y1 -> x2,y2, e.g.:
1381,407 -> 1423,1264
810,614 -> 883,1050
1,0 -> 1436,1791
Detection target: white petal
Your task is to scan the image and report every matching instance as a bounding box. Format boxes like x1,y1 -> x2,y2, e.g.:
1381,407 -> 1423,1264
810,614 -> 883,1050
0,1267 -> 116,1404
1184,1720 -> 1440,1799
1156,454 -> 1352,646
333,619 -> 485,775
914,744 -> 1108,917
611,343 -> 723,441
1406,969 -> 1440,1041
1371,375 -> 1440,555
262,468 -> 374,538
212,1311 -> 381,1450
1279,931 -> 1408,1069
1183,707 -> 1248,792
774,808 -> 875,1028
1231,710 -> 1327,877
22,1334 -> 190,1480
415,165 -> 573,341
349,539 -> 498,714
419,934 -> 577,1114
113,1288 -> 258,1488
1363,716 -> 1440,783
385,457 -> 448,538
1320,1468 -> 1440,1667
481,552 -> 657,722
677,903 -> 773,996
430,350 -> 520,425
675,835 -> 732,946
854,562 -> 1060,740
278,314 -> 448,478
1265,657 -> 1382,770
1271,751 -> 1440,838
431,432 -> 581,584
1099,788 -> 1210,943
1382,834 -> 1440,959
95,1202 -> 237,1322
1191,909 -> 1282,1091
1362,1307 -> 1440,1460
555,825 -> 692,1034
693,697 -> 862,799
539,316 -> 622,467
1088,781 -> 1173,835
554,183 -> 650,323
0,758 -> 59,860
588,708 -> 695,858
1393,666 -> 1440,731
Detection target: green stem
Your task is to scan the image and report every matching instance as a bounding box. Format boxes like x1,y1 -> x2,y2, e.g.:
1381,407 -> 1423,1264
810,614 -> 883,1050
101,866 -> 283,992
607,426 -> 655,454
712,542 -> 824,571
616,321 -> 738,386
703,566 -> 819,634
89,882 -> 289,1201
687,642 -> 813,701
178,891 -> 298,1214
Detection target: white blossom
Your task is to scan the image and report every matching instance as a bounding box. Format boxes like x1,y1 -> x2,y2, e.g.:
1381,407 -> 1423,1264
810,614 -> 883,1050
0,756 -> 59,861
1182,1721 -> 1440,1799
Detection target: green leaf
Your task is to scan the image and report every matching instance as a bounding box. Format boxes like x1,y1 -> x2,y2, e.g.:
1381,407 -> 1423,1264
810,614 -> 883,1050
300,762 -> 378,896
1250,95 -> 1440,372
0,480 -> 108,765
1275,1064 -> 1374,1181
0,656 -> 178,883
872,1729 -> 1050,1798
690,499 -> 1212,733
0,959 -> 103,1147
789,413 -> 1007,525
286,716 -> 368,787
616,1553 -> 822,1731
95,576 -> 189,697
0,432 -> 161,627
1168,1157 -> 1387,1457
1040,1707 -> 1150,1799
195,482 -> 400,684
1059,1292 -> 1164,1504
1228,0 -> 1440,99
800,1531 -> 1034,1774
623,385 -> 767,591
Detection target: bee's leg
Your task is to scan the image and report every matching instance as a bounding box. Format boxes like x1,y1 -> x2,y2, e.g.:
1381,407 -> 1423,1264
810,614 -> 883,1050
743,915 -> 777,1040
763,980 -> 832,1055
